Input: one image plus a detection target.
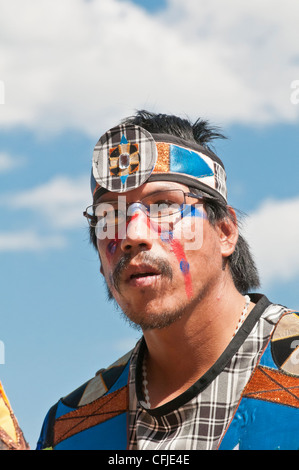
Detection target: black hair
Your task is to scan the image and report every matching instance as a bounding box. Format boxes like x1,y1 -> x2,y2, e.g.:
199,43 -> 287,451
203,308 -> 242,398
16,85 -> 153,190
122,109 -> 226,150
89,110 -> 260,294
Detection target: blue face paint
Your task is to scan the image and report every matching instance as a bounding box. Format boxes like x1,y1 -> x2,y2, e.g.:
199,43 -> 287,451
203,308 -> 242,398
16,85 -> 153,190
160,230 -> 174,243
107,240 -> 117,256
159,204 -> 205,244
180,259 -> 190,274
180,204 -> 207,218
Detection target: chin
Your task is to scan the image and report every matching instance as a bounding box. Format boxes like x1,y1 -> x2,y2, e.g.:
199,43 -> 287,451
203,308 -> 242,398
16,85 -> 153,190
120,298 -> 188,331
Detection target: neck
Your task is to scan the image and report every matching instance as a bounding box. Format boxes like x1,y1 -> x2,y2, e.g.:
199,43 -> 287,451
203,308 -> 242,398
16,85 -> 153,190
142,283 -> 254,408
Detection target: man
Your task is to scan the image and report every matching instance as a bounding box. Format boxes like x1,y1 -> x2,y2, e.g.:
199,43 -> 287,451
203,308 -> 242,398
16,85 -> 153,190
37,111 -> 299,450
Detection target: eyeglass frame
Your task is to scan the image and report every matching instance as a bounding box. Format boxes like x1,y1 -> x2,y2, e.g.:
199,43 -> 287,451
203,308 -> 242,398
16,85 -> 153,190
83,189 -> 211,228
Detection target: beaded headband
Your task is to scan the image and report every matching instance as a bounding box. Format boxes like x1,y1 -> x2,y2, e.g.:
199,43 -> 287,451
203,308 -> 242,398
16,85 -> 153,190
91,124 -> 227,203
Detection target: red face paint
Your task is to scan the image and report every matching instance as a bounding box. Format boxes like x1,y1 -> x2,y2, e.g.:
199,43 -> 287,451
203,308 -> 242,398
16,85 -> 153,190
129,212 -> 140,222
106,210 -> 149,261
169,239 -> 193,299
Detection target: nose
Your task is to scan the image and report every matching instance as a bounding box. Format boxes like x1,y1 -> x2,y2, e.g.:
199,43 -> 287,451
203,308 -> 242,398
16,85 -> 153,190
120,203 -> 154,254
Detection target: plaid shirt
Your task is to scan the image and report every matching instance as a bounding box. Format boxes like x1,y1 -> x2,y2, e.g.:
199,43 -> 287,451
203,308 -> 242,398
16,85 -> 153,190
128,295 -> 286,450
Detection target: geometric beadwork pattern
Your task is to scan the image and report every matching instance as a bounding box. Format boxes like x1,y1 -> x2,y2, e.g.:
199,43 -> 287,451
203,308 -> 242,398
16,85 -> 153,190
243,366 -> 299,409
53,385 -> 128,447
271,312 -> 299,376
92,124 -> 157,193
78,374 -> 108,407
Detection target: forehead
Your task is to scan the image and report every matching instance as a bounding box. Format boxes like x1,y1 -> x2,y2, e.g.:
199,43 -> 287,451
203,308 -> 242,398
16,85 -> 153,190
96,181 -> 191,203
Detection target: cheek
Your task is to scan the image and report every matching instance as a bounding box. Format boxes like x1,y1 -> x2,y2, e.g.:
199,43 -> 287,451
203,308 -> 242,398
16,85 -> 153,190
171,239 -> 193,299
97,241 -> 118,294
98,226 -> 124,265
170,207 -> 206,249
156,210 -> 211,300
160,235 -> 193,300
106,240 -> 118,260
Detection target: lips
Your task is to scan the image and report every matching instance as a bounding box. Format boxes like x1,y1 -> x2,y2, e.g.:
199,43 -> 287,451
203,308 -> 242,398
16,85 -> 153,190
112,253 -> 173,293
125,264 -> 162,287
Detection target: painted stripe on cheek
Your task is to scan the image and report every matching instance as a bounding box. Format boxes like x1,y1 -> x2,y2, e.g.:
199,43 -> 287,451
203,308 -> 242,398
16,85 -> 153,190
170,239 -> 193,299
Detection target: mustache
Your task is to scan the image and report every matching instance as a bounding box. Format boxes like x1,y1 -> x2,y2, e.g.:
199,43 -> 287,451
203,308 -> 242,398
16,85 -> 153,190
112,252 -> 173,293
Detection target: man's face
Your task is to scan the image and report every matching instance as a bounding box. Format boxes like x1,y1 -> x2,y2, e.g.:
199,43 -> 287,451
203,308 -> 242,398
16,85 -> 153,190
96,181 -> 226,330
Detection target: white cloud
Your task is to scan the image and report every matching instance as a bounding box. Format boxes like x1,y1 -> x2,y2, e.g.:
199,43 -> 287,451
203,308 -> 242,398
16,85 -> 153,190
0,230 -> 66,251
0,152 -> 16,172
0,173 -> 91,252
0,152 -> 25,173
0,0 -> 298,136
0,174 -> 91,252
0,174 -> 92,252
8,175 -> 91,229
242,196 -> 299,286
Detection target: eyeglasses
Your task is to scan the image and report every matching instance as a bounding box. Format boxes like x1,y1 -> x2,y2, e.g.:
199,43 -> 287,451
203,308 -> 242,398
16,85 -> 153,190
83,189 -> 205,228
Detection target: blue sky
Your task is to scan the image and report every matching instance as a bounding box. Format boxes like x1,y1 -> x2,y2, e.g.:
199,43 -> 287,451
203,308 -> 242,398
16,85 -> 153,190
0,0 -> 299,448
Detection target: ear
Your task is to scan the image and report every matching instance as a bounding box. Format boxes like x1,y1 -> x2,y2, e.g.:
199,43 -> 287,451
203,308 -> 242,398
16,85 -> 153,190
216,207 -> 239,258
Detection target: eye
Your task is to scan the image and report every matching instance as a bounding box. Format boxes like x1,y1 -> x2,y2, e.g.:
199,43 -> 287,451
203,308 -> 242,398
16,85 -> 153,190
145,190 -> 184,206
111,209 -> 127,224
95,203 -> 126,226
152,199 -> 175,207
149,202 -> 182,220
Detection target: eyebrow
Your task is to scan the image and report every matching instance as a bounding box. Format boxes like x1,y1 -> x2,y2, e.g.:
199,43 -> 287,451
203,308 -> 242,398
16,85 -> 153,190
96,184 -> 190,204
